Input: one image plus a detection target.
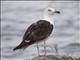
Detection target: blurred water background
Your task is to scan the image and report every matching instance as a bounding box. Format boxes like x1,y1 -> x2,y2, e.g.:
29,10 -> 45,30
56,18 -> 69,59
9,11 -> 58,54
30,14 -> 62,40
1,1 -> 80,60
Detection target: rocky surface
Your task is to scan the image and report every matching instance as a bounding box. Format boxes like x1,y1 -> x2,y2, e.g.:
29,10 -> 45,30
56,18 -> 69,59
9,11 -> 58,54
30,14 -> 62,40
32,55 -> 80,60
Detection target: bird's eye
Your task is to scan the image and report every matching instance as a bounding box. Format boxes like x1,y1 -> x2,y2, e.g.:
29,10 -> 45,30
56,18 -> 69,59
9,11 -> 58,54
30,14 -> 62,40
48,9 -> 52,11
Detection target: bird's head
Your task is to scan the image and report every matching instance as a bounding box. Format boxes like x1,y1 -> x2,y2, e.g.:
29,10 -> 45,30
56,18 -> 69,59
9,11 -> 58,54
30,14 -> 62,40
45,7 -> 60,16
43,7 -> 60,24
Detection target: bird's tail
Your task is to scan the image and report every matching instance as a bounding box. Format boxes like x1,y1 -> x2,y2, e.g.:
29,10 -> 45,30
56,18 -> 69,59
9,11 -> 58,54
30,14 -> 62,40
13,41 -> 29,51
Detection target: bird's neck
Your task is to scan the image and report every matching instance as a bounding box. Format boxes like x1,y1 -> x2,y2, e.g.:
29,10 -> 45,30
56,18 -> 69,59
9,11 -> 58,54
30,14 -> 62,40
43,13 -> 53,24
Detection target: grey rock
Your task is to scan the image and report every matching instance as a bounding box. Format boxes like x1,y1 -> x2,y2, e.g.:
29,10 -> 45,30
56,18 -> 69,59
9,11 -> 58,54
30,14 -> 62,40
32,55 -> 80,60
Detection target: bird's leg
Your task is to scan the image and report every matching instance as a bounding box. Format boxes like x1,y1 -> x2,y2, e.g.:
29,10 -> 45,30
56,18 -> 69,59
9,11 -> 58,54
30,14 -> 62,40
44,40 -> 47,56
36,42 -> 40,56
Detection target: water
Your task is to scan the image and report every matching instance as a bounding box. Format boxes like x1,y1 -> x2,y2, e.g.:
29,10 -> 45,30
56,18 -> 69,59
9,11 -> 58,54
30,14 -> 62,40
1,1 -> 80,60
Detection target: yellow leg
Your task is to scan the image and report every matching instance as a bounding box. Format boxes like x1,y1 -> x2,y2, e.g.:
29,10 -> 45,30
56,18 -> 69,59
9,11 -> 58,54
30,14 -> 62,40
36,42 -> 40,56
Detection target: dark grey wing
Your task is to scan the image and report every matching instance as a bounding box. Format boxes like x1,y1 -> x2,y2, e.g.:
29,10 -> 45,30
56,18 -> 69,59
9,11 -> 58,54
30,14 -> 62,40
13,20 -> 53,50
23,23 -> 37,41
13,23 -> 37,50
23,20 -> 53,43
